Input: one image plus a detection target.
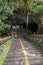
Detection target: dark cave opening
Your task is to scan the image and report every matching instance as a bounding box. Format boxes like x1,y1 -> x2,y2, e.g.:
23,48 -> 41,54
5,17 -> 38,33
28,17 -> 38,33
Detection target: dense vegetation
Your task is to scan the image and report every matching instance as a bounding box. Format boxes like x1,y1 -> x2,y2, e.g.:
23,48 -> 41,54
0,0 -> 43,35
0,0 -> 16,36
0,37 -> 13,65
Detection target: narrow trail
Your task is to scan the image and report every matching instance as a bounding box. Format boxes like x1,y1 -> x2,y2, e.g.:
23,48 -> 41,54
3,31 -> 43,65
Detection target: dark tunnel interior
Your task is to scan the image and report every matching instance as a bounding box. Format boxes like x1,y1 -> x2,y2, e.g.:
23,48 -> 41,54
12,17 -> 38,33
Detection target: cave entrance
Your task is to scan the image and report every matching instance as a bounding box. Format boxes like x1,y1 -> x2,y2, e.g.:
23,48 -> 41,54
12,17 -> 26,30
28,17 -> 38,33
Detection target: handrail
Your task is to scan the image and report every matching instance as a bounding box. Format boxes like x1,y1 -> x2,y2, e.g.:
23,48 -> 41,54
0,36 -> 13,46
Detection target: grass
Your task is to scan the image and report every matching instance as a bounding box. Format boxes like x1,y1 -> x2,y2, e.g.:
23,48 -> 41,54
0,37 -> 14,65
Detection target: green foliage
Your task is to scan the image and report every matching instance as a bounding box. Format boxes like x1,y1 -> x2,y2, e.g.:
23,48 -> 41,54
0,0 -> 43,20
0,0 -> 17,20
0,20 -> 11,36
27,0 -> 43,13
0,0 -> 43,33
0,38 -> 13,65
0,20 -> 5,31
0,0 -> 16,35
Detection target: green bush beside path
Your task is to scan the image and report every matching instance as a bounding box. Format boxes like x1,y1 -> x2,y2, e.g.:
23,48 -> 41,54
0,38 -> 14,65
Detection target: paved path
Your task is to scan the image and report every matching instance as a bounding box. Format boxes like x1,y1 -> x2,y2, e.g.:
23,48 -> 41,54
3,32 -> 43,65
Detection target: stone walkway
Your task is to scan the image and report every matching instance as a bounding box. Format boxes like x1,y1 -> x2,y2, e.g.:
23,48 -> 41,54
3,33 -> 43,65
3,39 -> 25,65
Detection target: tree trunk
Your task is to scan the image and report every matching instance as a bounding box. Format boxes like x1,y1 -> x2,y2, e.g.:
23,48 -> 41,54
17,0 -> 19,8
26,13 -> 29,30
